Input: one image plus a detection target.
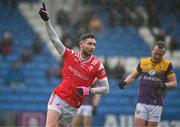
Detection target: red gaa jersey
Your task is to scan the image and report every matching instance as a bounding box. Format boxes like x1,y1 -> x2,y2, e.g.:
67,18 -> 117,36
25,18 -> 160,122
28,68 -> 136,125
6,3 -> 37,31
53,48 -> 107,108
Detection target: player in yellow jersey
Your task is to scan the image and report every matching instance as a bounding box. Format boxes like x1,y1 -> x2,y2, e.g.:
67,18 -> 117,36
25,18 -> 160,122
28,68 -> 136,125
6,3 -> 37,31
118,41 -> 177,127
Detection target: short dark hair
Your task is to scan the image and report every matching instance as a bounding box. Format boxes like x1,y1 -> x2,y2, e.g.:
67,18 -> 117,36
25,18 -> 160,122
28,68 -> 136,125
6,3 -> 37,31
152,41 -> 166,49
79,33 -> 96,42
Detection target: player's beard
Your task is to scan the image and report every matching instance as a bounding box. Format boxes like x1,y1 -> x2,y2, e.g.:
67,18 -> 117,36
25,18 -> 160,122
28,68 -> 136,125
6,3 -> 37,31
85,50 -> 92,56
152,53 -> 162,63
152,56 -> 161,63
83,49 -> 93,58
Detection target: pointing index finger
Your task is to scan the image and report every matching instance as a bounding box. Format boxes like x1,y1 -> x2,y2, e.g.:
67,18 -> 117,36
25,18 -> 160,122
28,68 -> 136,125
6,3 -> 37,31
42,2 -> 46,10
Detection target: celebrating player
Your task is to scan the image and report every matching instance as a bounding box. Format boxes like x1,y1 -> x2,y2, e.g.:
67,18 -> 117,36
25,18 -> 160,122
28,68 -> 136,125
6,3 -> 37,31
118,41 -> 177,127
39,3 -> 109,127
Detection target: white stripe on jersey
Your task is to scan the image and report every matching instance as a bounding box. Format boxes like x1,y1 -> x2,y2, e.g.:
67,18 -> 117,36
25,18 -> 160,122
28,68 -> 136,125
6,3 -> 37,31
92,59 -> 98,66
98,63 -> 104,70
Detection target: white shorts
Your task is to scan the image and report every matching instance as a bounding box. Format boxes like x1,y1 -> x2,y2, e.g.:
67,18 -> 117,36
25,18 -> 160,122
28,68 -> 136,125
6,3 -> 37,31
77,105 -> 93,116
135,103 -> 163,122
48,93 -> 78,126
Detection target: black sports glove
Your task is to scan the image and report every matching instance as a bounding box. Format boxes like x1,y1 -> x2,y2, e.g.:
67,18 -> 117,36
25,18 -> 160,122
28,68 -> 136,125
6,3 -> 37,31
76,86 -> 92,96
154,83 -> 167,98
118,80 -> 127,89
92,106 -> 97,116
161,83 -> 167,92
39,3 -> 49,21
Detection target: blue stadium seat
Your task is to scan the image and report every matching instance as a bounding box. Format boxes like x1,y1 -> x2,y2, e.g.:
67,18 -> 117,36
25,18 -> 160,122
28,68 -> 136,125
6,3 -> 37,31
95,26 -> 150,57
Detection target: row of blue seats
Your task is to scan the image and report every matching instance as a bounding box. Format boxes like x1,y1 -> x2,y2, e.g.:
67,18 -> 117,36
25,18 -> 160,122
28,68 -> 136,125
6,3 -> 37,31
94,48 -> 150,56
0,103 -> 47,112
0,94 -> 49,103
95,27 -> 150,57
0,102 -> 178,115
0,86 -> 53,95
100,95 -> 137,105
160,14 -> 180,39
0,83 -> 179,113
98,105 -> 135,114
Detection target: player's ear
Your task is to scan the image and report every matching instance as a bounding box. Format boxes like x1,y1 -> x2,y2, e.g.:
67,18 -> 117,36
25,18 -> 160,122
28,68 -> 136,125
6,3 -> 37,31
79,41 -> 84,48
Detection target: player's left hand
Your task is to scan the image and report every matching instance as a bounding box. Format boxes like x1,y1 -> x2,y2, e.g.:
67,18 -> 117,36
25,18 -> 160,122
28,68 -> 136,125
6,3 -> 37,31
76,86 -> 92,96
39,2 -> 49,21
160,83 -> 167,91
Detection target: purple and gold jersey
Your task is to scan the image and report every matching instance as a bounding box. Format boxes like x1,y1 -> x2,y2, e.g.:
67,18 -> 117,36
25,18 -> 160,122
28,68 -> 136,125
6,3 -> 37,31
137,57 -> 174,106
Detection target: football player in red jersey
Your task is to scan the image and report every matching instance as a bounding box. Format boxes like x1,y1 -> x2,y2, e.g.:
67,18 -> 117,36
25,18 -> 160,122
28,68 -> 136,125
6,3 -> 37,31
39,3 -> 109,127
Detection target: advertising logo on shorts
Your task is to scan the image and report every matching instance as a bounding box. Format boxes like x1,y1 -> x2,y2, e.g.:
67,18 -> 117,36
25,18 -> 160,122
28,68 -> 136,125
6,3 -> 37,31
148,70 -> 156,76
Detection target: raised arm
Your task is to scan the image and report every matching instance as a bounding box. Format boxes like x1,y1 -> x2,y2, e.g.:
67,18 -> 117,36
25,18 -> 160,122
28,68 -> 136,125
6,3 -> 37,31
39,3 -> 65,55
45,21 -> 65,55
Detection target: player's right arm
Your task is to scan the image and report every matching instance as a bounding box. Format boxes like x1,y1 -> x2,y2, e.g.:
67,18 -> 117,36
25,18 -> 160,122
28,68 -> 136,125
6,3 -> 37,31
124,69 -> 140,84
39,3 -> 65,55
118,69 -> 140,89
118,61 -> 141,89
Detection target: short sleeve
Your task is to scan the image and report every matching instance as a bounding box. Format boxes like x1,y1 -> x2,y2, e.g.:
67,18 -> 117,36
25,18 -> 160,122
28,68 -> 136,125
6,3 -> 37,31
63,48 -> 75,57
166,62 -> 174,75
136,61 -> 142,73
